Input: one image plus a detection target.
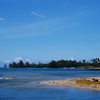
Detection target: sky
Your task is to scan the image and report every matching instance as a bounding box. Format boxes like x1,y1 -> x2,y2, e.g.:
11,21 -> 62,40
0,0 -> 100,66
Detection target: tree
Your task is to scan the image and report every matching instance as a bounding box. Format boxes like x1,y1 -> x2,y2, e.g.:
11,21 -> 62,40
4,64 -> 7,68
12,62 -> 18,68
18,60 -> 24,67
82,60 -> 86,64
49,60 -> 58,68
91,58 -> 100,67
9,63 -> 12,68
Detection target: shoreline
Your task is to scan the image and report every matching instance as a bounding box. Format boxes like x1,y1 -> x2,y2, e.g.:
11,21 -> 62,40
45,77 -> 100,90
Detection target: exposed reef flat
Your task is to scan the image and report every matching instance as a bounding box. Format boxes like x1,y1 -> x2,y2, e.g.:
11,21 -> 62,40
45,77 -> 100,90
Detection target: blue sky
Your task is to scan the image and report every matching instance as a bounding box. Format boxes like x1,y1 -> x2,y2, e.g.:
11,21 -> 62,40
0,0 -> 100,66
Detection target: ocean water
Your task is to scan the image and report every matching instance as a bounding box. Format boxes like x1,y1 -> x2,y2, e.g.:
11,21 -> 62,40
0,68 -> 100,100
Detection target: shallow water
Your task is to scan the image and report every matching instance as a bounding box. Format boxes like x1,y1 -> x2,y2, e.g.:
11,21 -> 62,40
0,68 -> 100,100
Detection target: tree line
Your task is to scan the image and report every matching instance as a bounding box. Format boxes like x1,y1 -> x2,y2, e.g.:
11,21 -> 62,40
8,58 -> 100,68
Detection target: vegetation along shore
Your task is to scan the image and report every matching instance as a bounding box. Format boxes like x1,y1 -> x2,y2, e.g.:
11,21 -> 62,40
5,58 -> 100,69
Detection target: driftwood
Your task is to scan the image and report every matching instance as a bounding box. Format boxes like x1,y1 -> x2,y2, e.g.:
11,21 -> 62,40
92,78 -> 98,82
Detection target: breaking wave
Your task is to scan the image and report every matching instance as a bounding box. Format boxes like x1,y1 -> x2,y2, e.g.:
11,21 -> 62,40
0,77 -> 13,80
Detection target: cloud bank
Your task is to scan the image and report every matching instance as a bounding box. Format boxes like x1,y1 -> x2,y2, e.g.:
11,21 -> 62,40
69,57 -> 74,61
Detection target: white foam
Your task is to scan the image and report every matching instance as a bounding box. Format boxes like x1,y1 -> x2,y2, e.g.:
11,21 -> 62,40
0,77 -> 4,79
5,77 -> 13,79
0,77 -> 13,79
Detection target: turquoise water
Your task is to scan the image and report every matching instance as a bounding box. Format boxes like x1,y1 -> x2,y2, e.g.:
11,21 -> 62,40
0,68 -> 100,100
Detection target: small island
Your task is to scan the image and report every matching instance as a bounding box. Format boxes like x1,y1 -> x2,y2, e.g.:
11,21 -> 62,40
45,77 -> 100,90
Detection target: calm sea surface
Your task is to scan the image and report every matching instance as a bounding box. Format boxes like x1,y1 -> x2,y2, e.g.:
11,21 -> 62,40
0,68 -> 100,100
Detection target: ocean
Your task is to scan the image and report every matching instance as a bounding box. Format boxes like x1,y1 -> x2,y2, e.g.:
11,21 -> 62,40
0,68 -> 100,100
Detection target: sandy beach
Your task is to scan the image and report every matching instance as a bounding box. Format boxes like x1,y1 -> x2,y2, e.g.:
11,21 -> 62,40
45,77 -> 100,90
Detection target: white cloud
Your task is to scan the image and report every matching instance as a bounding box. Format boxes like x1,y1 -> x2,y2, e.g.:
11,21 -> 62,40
14,57 -> 33,63
69,57 -> 74,61
0,17 -> 5,21
0,12 -> 82,39
31,12 -> 45,18
4,60 -> 11,63
25,58 -> 33,63
14,57 -> 22,62
25,58 -> 31,62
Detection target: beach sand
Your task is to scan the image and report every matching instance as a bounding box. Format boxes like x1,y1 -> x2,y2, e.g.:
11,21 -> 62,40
45,77 -> 100,90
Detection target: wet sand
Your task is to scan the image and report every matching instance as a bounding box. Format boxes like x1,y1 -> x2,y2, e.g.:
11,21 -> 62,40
45,77 -> 100,90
